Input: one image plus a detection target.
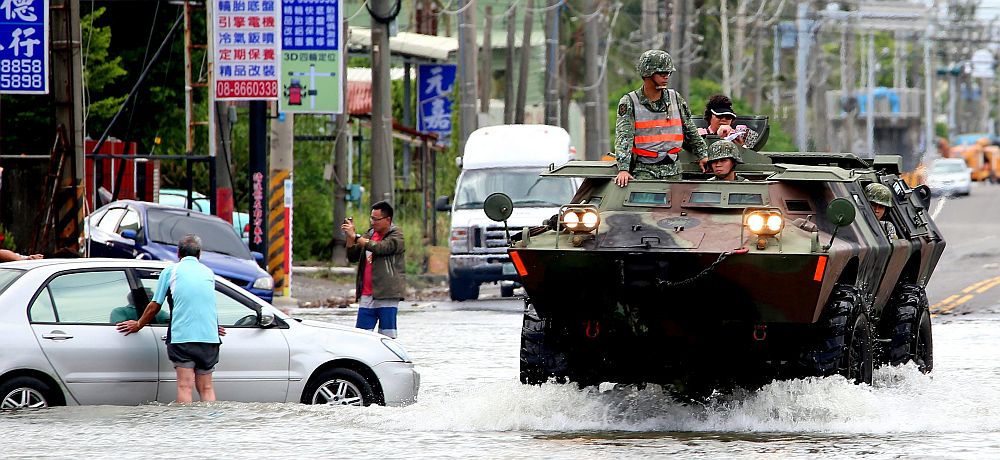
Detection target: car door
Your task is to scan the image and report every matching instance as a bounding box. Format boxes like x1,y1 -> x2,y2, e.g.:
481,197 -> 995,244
88,207 -> 126,258
138,273 -> 290,403
106,207 -> 143,258
28,269 -> 159,405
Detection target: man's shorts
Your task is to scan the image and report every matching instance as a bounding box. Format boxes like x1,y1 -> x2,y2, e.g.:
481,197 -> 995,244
357,295 -> 398,338
167,342 -> 220,375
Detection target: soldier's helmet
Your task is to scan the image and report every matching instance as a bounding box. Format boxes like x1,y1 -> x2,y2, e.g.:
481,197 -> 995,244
707,140 -> 743,164
636,50 -> 676,78
865,183 -> 894,207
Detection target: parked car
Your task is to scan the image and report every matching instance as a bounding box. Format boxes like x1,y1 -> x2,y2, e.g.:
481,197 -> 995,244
158,189 -> 251,243
926,158 -> 973,196
84,200 -> 273,302
0,259 -> 419,409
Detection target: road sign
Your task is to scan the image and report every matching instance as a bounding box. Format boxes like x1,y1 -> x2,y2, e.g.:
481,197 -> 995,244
0,0 -> 48,94
279,0 -> 343,113
213,0 -> 281,99
417,63 -> 456,144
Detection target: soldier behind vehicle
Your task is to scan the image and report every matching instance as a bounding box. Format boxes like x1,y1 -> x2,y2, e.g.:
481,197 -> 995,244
865,183 -> 898,239
705,140 -> 748,182
614,49 -> 709,187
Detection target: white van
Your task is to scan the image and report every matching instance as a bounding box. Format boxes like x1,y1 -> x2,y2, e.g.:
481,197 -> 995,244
435,124 -> 579,301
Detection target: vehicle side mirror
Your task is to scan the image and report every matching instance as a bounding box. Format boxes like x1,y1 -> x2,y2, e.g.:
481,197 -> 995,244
259,309 -> 275,328
912,184 -> 932,209
251,251 -> 265,268
822,198 -> 856,251
435,195 -> 451,212
121,229 -> 138,241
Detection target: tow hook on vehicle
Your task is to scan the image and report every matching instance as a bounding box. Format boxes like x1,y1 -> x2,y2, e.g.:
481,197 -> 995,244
753,324 -> 767,341
585,321 -> 600,339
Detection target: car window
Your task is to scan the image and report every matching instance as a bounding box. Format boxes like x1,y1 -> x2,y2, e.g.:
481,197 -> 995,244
139,276 -> 171,325
97,208 -> 126,233
216,287 -> 257,326
39,271 -> 132,324
28,287 -> 57,322
0,268 -> 24,296
146,209 -> 253,259
119,209 -> 141,233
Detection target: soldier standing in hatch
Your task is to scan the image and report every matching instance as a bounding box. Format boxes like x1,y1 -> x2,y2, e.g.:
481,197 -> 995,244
865,183 -> 898,239
705,140 -> 749,182
614,49 -> 709,187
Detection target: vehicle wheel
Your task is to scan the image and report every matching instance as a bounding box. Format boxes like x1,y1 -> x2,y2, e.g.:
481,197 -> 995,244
303,368 -> 376,407
913,306 -> 933,373
520,304 -> 568,385
500,282 -> 515,298
882,283 -> 929,368
0,377 -> 56,410
799,284 -> 873,384
449,276 -> 479,301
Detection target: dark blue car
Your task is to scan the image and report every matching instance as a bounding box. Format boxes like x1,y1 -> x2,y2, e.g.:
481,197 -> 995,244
84,200 -> 274,302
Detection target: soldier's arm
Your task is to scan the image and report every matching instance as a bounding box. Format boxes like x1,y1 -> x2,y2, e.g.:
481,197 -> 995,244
678,97 -> 709,159
615,94 -> 635,172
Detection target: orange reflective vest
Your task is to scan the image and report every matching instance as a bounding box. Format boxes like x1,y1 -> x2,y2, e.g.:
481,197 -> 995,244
628,89 -> 684,164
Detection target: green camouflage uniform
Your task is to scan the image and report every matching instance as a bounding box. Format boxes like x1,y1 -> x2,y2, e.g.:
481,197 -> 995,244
705,140 -> 747,181
865,182 -> 898,239
616,50 -> 708,179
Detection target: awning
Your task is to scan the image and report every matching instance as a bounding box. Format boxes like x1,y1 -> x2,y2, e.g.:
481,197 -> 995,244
347,27 -> 458,61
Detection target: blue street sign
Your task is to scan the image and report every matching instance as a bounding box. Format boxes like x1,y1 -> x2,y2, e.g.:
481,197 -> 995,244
0,0 -> 48,94
417,63 -> 455,145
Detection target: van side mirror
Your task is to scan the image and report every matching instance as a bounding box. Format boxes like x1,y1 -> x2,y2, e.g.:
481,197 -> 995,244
435,196 -> 451,212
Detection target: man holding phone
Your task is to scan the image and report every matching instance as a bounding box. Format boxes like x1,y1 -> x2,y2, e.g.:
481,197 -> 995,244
340,200 -> 406,338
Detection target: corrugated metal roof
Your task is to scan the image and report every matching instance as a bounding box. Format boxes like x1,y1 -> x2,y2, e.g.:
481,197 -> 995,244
347,27 -> 458,61
346,81 -> 371,115
345,67 -> 410,82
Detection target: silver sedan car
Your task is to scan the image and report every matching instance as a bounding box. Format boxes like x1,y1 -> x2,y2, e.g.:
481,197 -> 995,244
0,259 -> 419,409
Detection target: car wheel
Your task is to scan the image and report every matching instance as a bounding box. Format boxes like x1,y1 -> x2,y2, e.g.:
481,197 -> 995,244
0,377 -> 56,410
500,282 -> 516,298
304,368 -> 376,406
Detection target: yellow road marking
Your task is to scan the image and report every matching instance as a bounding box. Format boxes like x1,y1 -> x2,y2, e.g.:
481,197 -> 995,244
932,274 -> 1000,316
976,278 -> 1000,294
931,294 -> 959,310
963,275 -> 1000,293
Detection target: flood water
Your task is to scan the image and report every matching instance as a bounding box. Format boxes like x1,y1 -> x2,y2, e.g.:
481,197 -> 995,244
6,300 -> 1000,459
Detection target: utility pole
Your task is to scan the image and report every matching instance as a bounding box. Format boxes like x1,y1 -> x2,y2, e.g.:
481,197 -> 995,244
597,1 -> 610,155
51,0 -> 84,251
458,0 -> 478,153
841,10 -> 857,154
721,0 -> 732,97
504,6 -> 516,124
641,0 -> 657,50
584,0 -> 600,159
516,0 -> 534,123
924,22 -> 934,160
795,1 -> 809,152
866,31 -> 876,156
332,14 -> 349,266
370,0 -> 394,205
215,101 -> 234,223
544,0 -> 560,126
480,5 -> 493,115
269,113 -> 294,296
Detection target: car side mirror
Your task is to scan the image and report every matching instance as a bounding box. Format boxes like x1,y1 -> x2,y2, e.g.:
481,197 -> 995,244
435,195 -> 451,212
252,251 -> 265,264
259,309 -> 275,328
121,229 -> 138,241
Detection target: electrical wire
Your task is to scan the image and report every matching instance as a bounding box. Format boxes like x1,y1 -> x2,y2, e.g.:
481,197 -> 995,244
347,0 -> 370,21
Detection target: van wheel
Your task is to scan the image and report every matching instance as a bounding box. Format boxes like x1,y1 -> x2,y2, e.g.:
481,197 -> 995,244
500,282 -> 515,298
303,368 -> 376,406
449,277 -> 479,301
0,377 -> 56,410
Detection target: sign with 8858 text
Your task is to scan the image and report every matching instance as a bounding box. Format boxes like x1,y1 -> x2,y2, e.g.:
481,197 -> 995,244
0,0 -> 47,94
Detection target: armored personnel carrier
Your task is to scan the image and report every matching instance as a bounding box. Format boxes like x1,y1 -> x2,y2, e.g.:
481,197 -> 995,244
485,119 -> 945,390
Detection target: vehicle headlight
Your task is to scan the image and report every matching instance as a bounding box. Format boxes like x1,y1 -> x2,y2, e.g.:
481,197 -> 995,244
450,227 -> 470,253
382,338 -> 412,362
559,205 -> 601,233
744,209 -> 783,236
253,276 -> 274,290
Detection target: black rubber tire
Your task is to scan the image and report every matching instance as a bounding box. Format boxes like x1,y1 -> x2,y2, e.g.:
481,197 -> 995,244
449,276 -> 480,301
500,283 -> 515,298
799,284 -> 874,384
913,307 -> 933,373
882,283 -> 927,367
302,368 -> 377,406
519,304 -> 568,385
0,376 -> 58,410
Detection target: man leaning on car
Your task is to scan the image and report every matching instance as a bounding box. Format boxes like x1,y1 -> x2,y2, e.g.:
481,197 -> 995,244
116,234 -> 227,403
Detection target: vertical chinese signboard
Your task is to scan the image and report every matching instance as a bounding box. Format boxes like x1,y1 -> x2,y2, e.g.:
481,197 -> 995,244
0,0 -> 47,94
417,63 -> 456,144
279,0 -> 343,113
214,0 -> 280,99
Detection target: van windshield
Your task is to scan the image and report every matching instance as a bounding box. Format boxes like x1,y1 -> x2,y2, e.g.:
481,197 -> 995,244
454,169 -> 576,210
931,161 -> 966,174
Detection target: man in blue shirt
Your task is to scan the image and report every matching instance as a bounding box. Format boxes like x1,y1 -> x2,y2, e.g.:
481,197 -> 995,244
117,234 -> 225,403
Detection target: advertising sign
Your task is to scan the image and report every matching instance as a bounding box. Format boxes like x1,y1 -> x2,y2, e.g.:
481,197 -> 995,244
214,0 -> 281,99
279,0 -> 343,113
0,0 -> 47,94
417,63 -> 456,144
